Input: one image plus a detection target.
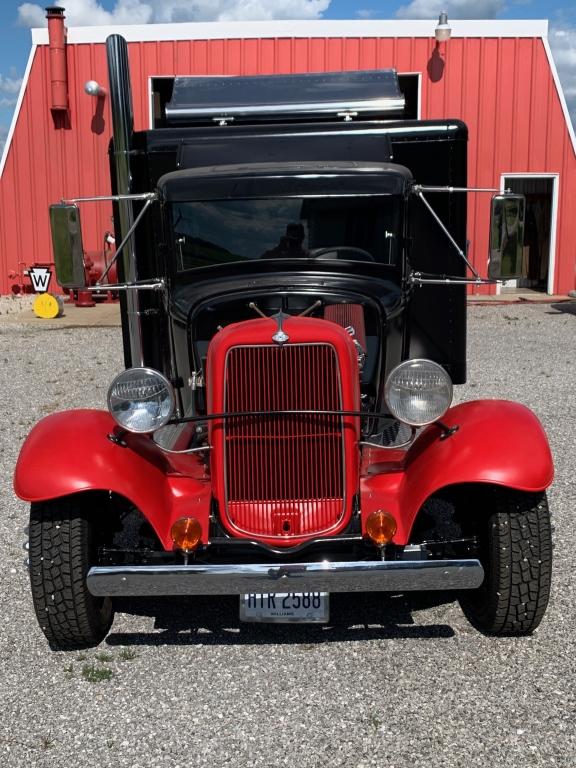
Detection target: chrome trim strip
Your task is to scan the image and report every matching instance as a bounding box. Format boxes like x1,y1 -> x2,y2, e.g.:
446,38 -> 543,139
165,97 -> 406,120
87,559 -> 484,596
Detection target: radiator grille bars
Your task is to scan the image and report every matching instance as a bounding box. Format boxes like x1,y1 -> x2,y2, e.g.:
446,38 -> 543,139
223,344 -> 345,537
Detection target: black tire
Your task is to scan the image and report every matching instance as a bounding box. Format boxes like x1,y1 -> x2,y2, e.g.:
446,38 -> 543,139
29,498 -> 114,650
459,489 -> 552,636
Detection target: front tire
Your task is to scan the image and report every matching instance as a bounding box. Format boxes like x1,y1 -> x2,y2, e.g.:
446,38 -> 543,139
459,489 -> 552,636
29,498 -> 114,650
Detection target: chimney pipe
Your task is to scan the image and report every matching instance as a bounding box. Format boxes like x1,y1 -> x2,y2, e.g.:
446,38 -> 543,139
45,6 -> 68,111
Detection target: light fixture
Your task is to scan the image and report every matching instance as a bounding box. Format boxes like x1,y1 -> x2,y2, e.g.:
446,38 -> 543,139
170,517 -> 203,551
384,359 -> 453,427
435,11 -> 451,43
365,510 -> 398,547
107,367 -> 175,433
84,80 -> 107,97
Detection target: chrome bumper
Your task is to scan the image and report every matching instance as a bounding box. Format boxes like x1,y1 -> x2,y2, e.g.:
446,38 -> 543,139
87,559 -> 484,597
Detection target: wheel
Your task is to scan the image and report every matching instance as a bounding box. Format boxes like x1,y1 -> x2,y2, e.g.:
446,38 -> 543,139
309,246 -> 375,261
28,497 -> 114,650
459,489 -> 552,636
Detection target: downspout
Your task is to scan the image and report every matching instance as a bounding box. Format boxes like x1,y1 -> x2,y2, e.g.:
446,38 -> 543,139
45,6 -> 68,111
106,34 -> 144,367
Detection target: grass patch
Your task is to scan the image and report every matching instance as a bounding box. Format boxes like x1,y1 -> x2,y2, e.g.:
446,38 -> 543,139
119,648 -> 138,661
81,663 -> 114,683
118,648 -> 138,662
40,736 -> 54,750
94,651 -> 114,663
368,713 -> 382,733
63,663 -> 74,680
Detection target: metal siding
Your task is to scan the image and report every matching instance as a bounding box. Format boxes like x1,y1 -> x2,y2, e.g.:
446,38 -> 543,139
0,34 -> 574,295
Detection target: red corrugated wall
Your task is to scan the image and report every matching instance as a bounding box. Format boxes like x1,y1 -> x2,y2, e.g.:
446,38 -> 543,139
1,35 -> 574,294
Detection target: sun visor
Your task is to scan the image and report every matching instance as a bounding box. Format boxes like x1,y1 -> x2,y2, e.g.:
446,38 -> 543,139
164,70 -> 405,125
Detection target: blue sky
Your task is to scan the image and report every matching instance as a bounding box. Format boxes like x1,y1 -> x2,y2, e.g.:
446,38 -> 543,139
1,0 -> 575,153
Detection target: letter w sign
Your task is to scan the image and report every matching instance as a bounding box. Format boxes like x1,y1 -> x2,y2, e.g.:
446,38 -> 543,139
28,267 -> 52,293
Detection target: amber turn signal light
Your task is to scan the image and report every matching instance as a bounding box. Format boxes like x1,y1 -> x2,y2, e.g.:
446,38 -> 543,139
170,517 -> 202,551
365,510 -> 397,546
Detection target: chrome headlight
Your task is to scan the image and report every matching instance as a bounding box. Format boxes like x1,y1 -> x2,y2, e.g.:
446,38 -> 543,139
107,367 -> 175,434
384,359 -> 453,427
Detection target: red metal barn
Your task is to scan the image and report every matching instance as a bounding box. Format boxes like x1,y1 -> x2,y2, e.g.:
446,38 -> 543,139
0,17 -> 574,296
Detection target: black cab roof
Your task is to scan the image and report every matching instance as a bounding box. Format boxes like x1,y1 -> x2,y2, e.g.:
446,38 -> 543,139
158,161 -> 412,201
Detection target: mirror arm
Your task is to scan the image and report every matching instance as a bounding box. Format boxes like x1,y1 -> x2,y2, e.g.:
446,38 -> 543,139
61,192 -> 157,204
96,196 -> 154,286
78,279 -> 165,292
413,185 -> 502,194
410,271 -> 502,286
414,190 -> 480,278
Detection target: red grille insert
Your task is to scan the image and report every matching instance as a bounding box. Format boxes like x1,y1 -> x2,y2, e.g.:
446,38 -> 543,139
224,344 -> 344,537
324,304 -> 366,351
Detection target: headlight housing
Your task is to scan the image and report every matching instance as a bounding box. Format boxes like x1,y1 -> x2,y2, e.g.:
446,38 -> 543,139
384,359 -> 453,427
107,367 -> 175,434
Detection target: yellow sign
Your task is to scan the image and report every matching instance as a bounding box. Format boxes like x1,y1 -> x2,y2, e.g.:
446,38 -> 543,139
33,293 -> 64,319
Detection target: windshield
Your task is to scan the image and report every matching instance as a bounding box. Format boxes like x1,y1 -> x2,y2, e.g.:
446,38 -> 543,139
170,196 -> 402,272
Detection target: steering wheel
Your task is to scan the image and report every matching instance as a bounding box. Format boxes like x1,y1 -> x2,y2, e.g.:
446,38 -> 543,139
309,246 -> 375,262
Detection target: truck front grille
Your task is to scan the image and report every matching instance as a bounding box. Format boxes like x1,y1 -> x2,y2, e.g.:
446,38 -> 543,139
223,344 -> 345,538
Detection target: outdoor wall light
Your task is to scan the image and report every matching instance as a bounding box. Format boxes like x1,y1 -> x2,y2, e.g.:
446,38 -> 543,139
84,80 -> 107,97
435,12 -> 452,43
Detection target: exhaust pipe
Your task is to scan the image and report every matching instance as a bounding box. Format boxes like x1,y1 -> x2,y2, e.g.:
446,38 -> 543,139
106,34 -> 144,367
45,6 -> 68,111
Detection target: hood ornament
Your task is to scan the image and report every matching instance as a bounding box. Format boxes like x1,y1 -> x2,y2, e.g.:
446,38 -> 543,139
272,312 -> 290,345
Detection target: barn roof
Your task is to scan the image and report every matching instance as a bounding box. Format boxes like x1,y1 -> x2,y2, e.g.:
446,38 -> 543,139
31,19 -> 549,45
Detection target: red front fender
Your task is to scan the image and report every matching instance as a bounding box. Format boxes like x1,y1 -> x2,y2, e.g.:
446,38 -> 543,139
361,400 -> 554,544
14,410 -> 211,550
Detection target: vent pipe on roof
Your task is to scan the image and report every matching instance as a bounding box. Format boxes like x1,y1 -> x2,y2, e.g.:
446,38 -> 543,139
45,6 -> 68,111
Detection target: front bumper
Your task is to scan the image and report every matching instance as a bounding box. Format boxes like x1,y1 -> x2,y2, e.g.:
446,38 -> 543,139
87,559 -> 484,597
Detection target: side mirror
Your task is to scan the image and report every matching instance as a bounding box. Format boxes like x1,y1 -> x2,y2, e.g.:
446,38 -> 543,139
487,194 -> 526,280
49,204 -> 87,288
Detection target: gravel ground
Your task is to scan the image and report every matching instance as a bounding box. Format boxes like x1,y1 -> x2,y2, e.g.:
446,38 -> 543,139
0,295 -> 34,316
1,302 -> 575,768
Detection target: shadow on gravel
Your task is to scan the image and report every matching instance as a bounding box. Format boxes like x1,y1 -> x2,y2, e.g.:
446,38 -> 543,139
106,592 -> 457,646
547,301 -> 576,316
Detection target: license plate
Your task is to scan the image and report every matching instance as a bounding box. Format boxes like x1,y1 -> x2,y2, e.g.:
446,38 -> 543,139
240,592 -> 329,623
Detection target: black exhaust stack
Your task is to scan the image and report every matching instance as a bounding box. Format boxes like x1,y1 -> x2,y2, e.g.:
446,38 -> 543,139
106,34 -> 143,367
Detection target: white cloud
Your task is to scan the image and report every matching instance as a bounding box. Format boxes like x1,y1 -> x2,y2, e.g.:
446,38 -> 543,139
0,124 -> 8,156
0,71 -> 22,109
549,24 -> 576,127
16,3 -> 45,27
18,1 -> 152,26
17,0 -> 331,27
356,9 -> 376,19
151,1 -> 332,22
395,0 -> 503,20
0,73 -> 23,96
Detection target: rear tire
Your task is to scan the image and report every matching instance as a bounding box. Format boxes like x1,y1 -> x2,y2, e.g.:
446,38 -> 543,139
459,489 -> 552,636
29,498 -> 114,650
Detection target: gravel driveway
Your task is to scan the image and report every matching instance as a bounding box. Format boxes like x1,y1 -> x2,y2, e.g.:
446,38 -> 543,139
1,302 -> 574,768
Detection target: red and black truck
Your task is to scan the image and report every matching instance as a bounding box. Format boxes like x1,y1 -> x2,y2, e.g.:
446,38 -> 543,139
15,35 -> 552,649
